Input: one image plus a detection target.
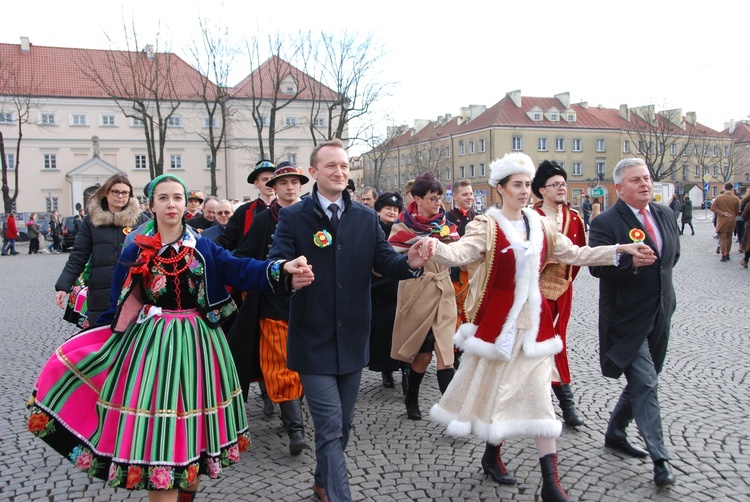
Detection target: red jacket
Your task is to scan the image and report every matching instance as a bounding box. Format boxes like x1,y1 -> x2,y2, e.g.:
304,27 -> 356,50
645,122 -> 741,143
4,216 -> 19,239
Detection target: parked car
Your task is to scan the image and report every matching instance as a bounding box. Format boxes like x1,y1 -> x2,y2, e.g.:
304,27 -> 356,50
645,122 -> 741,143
17,218 -> 51,242
701,199 -> 713,209
61,216 -> 80,251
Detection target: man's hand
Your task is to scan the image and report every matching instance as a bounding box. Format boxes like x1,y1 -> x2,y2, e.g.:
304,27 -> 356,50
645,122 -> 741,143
621,243 -> 657,267
284,256 -> 315,289
407,237 -> 436,268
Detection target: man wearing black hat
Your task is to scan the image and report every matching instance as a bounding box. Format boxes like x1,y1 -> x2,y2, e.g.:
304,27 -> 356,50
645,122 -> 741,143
532,160 -> 587,427
217,160 -> 277,252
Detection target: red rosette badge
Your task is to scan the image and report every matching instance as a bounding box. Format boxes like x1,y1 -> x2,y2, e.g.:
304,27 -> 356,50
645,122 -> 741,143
628,228 -> 646,243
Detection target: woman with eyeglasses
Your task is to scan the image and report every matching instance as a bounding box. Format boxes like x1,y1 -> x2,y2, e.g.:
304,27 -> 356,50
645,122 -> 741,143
54,174 -> 149,328
388,171 -> 460,420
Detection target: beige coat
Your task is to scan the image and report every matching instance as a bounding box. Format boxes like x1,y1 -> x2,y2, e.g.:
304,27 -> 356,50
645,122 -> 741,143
711,192 -> 740,233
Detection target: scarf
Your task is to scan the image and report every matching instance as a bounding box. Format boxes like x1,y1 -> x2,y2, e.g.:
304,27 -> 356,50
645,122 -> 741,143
389,200 -> 458,253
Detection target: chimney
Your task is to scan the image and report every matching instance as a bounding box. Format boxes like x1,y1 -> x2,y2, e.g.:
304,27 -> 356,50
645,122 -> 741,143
20,36 -> 30,53
555,92 -> 570,109
144,44 -> 155,60
729,119 -> 736,134
507,90 -> 522,108
619,104 -> 630,121
413,119 -> 429,133
576,101 -> 589,109
685,111 -> 697,126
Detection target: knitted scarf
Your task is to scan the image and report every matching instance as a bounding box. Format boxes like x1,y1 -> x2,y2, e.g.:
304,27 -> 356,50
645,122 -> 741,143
389,200 -> 458,253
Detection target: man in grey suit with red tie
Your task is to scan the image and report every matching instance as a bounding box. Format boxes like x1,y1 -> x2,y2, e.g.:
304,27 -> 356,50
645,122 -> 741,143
589,158 -> 679,487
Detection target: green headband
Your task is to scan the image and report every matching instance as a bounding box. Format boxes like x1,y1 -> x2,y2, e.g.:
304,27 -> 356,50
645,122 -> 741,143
147,174 -> 187,201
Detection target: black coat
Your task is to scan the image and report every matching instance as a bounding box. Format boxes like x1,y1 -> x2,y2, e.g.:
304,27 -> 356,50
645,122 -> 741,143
589,199 -> 680,378
268,185 -> 417,375
368,220 -> 402,372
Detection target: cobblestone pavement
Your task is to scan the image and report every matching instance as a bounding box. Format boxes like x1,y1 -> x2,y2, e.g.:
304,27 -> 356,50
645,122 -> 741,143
2,214 -> 748,501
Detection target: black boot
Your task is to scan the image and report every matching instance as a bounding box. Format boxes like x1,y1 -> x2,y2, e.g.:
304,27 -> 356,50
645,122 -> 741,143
401,367 -> 409,395
177,488 -> 198,502
436,368 -> 455,394
481,442 -> 517,485
381,371 -> 395,388
552,384 -> 584,427
259,381 -> 277,417
279,399 -> 308,454
539,453 -> 570,502
404,369 -> 425,420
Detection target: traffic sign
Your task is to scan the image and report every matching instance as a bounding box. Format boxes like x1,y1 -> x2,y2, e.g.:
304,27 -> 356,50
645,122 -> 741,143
592,186 -> 606,197
703,174 -> 710,183
704,182 -> 710,192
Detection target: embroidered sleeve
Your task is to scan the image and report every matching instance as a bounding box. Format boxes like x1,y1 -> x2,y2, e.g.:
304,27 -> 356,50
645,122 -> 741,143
431,219 -> 487,268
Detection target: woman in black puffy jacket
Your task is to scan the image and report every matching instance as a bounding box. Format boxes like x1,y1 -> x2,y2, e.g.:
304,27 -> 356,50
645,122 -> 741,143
54,174 -> 149,327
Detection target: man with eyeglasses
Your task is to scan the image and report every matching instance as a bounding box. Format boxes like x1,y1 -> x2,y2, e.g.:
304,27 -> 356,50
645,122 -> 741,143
187,196 -> 219,232
200,199 -> 234,242
532,160 -> 587,427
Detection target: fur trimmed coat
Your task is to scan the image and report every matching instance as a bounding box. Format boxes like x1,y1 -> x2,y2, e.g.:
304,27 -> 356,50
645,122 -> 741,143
55,193 -> 149,326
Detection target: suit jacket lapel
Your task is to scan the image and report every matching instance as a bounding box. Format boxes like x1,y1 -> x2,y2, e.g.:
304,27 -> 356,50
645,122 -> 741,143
616,199 -> 660,257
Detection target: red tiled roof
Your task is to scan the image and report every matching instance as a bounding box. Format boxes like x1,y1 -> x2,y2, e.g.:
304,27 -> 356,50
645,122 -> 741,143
0,42 -> 213,100
726,121 -> 750,143
231,55 -> 340,102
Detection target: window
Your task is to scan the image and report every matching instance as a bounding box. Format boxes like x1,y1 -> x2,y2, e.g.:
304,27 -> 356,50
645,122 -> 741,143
43,154 -> 57,169
41,113 -> 56,125
469,141 -> 475,154
623,139 -> 630,153
533,112 -> 542,121
713,165 -> 718,176
418,151 -> 423,162
480,163 -> 486,177
550,112 -> 559,122
637,141 -> 644,153
132,117 -> 144,127
445,146 -> 451,158
284,116 -> 299,127
657,142 -> 663,154
459,166 -> 465,178
670,142 -> 677,155
713,146 -> 719,157
694,165 -> 701,177
401,154 -> 406,164
479,138 -> 486,153
0,112 -> 13,124
567,113 -> 575,122
459,141 -> 465,156
313,117 -> 326,127
100,114 -> 116,126
596,161 -> 606,176
555,138 -> 565,152
71,113 -> 88,126
596,138 -> 605,152
170,155 -> 182,169
205,155 -> 213,169
512,137 -> 523,150
445,168 -> 451,181
724,145 -> 730,157
572,138 -> 582,152
289,153 -> 297,165
572,162 -> 582,175
167,116 -> 183,127
203,117 -> 217,128
694,144 -> 701,155
469,164 -> 475,178
408,153 -> 413,164
46,196 -> 59,212
538,137 -> 548,151
5,153 -> 15,170
135,155 -> 147,170
682,163 -> 689,181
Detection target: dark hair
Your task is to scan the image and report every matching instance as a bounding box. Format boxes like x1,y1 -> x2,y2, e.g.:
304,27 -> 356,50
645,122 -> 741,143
92,174 -> 133,212
411,171 -> 443,198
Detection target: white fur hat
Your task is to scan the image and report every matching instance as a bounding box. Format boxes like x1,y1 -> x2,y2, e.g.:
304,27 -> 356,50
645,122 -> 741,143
488,152 -> 536,187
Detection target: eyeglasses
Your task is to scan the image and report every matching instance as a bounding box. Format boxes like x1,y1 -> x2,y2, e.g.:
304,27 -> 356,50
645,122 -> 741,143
110,189 -> 131,198
544,182 -> 567,189
425,196 -> 445,204
216,211 -> 232,216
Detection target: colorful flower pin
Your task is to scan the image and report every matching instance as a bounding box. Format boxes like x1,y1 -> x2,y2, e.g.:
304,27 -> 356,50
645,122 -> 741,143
629,228 -> 646,243
314,230 -> 333,248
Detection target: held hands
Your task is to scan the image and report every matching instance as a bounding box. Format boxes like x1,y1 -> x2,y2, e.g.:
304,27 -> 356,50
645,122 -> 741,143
621,243 -> 657,268
407,237 -> 437,269
283,256 -> 315,290
55,290 -> 68,309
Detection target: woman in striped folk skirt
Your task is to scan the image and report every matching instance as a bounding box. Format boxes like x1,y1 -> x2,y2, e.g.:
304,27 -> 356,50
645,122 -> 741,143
27,175 -> 313,502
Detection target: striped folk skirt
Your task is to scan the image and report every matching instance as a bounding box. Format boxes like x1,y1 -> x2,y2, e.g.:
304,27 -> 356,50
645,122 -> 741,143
258,318 -> 303,403
28,308 -> 250,491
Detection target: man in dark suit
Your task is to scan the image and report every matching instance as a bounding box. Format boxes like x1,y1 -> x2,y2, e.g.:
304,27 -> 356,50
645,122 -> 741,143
589,158 -> 679,487
268,139 -> 431,501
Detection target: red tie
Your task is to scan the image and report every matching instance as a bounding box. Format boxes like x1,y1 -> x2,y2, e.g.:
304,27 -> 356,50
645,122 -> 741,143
638,208 -> 659,252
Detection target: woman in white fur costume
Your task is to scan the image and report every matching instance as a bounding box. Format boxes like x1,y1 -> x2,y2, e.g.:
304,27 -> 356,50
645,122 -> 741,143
423,152 -> 654,502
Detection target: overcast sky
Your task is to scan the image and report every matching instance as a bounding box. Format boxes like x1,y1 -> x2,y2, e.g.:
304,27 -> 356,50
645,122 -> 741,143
7,0 -> 749,137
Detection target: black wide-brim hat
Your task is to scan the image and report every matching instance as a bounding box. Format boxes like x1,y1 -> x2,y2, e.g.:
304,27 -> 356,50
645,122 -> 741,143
247,160 -> 277,184
374,192 -> 404,212
532,160 -> 567,198
265,161 -> 310,187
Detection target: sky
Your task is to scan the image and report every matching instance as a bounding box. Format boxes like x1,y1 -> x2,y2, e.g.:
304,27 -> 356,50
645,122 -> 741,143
6,0 -> 749,140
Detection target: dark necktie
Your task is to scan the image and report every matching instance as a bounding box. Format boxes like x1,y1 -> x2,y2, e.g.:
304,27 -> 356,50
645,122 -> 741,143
329,203 -> 339,230
638,208 -> 659,253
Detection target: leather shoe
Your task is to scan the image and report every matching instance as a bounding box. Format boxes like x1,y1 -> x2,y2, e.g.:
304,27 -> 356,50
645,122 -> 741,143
604,436 -> 649,458
312,484 -> 329,502
653,460 -> 676,487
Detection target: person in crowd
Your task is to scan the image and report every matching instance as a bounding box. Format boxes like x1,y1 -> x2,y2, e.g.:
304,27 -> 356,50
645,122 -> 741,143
668,194 -> 681,221
232,161 -> 310,455
389,172 -> 459,421
680,195 -> 694,235
187,196 -> 218,231
360,187 -> 378,208
29,173 -> 313,502
403,179 -> 415,206
368,192 -> 409,392
591,197 -> 601,220
200,200 -> 233,242
581,194 -> 592,231
267,139 -> 431,502
26,213 -> 41,254
185,191 -> 204,220
54,174 -> 150,327
346,179 -> 356,199
589,157 -> 679,488
1,213 -> 20,255
48,210 -> 63,253
424,153 -> 654,501
739,192 -> 750,269
711,182 -> 740,262
532,161 -> 586,427
217,160 -> 276,253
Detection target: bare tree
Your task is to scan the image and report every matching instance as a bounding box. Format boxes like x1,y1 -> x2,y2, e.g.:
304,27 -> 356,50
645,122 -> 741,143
360,121 -> 405,189
80,20 -> 183,178
187,18 -> 237,196
694,135 -> 748,184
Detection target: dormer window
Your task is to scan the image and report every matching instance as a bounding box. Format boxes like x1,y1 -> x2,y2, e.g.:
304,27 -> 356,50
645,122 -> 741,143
550,112 -> 558,121
533,112 -> 542,121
